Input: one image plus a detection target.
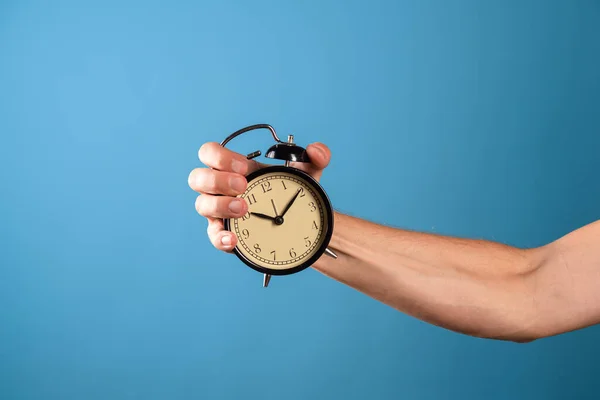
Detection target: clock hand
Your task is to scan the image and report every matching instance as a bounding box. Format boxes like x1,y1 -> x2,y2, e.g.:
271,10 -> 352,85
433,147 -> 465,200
271,199 -> 279,217
250,212 -> 276,221
280,188 -> 302,218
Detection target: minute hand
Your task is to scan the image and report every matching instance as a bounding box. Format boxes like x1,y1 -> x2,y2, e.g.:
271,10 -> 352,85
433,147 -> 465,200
280,188 -> 302,217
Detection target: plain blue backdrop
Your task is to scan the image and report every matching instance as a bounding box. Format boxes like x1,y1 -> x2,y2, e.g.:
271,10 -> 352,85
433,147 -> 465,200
1,0 -> 600,399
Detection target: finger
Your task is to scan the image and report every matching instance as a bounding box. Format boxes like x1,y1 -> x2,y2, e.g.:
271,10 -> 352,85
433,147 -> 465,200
291,142 -> 331,181
195,194 -> 248,219
188,168 -> 247,196
198,142 -> 264,175
207,217 -> 237,252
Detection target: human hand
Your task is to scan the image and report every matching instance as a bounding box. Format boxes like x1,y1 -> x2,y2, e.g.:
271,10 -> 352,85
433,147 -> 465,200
188,141 -> 331,252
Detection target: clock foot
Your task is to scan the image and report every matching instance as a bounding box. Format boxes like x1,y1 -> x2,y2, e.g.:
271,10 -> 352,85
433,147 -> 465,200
325,247 -> 338,259
263,274 -> 271,287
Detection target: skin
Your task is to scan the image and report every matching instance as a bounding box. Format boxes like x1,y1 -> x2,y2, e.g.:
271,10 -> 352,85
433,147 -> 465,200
188,142 -> 600,343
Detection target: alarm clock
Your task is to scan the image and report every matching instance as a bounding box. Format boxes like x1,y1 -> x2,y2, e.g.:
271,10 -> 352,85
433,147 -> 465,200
220,124 -> 337,287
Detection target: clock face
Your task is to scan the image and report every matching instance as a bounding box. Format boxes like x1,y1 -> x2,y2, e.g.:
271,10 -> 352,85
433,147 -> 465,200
225,166 -> 333,275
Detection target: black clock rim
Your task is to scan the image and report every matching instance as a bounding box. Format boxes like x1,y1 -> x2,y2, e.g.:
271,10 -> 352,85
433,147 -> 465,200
223,165 -> 334,276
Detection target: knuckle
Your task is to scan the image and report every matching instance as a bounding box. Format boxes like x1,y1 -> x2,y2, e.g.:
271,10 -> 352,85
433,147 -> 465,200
199,169 -> 217,192
209,173 -> 220,192
206,223 -> 219,241
208,232 -> 219,247
248,159 -> 261,173
216,197 -> 230,214
213,151 -> 227,170
207,219 -> 221,235
195,194 -> 240,218
195,195 -> 213,217
193,169 -> 223,193
207,196 -> 220,216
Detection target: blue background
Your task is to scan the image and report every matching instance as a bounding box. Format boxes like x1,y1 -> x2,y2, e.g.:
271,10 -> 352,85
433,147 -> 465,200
1,0 -> 599,399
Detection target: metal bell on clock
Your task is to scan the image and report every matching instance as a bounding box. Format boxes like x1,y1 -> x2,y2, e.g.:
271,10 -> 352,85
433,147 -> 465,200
265,137 -> 310,164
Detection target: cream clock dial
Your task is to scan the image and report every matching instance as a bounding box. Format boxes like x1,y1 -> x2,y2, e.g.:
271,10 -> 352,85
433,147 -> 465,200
224,165 -> 333,276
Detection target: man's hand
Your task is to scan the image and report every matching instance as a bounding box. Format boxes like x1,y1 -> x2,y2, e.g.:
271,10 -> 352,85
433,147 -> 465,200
188,141 -> 331,252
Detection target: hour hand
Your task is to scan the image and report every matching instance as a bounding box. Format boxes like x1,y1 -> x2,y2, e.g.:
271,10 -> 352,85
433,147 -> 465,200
250,212 -> 276,221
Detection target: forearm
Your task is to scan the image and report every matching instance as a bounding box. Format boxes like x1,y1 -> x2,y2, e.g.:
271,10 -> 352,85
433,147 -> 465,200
313,212 -> 545,342
192,141 -> 600,341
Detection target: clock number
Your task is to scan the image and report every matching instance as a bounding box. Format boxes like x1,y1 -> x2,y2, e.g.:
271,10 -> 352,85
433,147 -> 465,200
270,250 -> 276,260
289,248 -> 297,258
242,212 -> 251,221
241,229 -> 250,240
254,243 -> 261,253
281,180 -> 288,190
261,181 -> 272,193
247,193 -> 257,205
308,202 -> 316,212
304,236 -> 312,248
299,187 -> 306,197
312,220 -> 318,230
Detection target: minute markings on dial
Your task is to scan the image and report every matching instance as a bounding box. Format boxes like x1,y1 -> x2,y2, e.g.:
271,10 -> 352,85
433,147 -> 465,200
235,221 -> 323,266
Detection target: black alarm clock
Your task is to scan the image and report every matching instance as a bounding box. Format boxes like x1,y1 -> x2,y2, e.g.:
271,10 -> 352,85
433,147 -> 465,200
220,124 -> 337,287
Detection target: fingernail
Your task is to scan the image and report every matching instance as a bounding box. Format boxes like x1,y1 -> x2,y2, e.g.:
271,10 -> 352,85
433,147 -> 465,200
231,159 -> 247,175
229,199 -> 243,214
230,176 -> 246,193
221,235 -> 232,246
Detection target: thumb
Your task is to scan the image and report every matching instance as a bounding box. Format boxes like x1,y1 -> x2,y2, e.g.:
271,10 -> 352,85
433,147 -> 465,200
291,142 -> 331,181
